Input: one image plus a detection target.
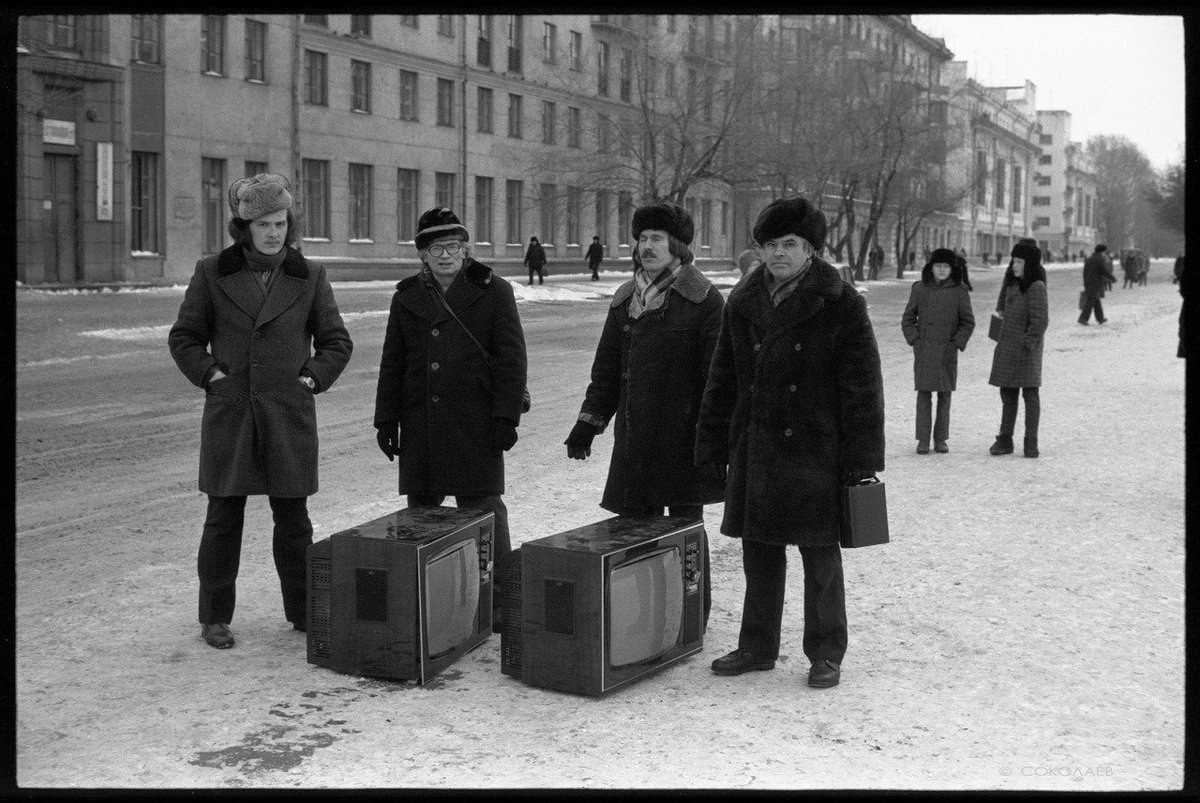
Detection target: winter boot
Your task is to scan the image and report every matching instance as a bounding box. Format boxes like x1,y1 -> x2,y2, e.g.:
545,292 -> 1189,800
917,439 -> 930,455
1023,437 -> 1039,458
989,435 -> 1014,455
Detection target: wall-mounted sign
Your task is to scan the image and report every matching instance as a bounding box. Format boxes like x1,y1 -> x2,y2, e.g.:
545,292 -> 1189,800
43,118 -> 76,146
96,142 -> 113,221
173,196 -> 196,220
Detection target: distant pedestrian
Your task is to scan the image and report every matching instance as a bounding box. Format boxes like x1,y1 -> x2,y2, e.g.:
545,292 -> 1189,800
585,235 -> 604,281
524,236 -> 547,285
988,239 -> 1048,459
901,248 -> 975,455
168,173 -> 354,650
1121,250 -> 1139,289
736,247 -> 762,276
1080,244 -> 1116,325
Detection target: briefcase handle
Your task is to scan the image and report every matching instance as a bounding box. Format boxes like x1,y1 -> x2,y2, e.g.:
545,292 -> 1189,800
845,476 -> 881,487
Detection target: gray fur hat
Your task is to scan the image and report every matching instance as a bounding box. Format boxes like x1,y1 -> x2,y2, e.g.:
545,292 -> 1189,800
228,173 -> 293,221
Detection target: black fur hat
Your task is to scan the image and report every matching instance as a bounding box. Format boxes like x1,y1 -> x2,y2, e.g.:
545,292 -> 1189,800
632,202 -> 694,245
929,247 -> 957,266
1011,239 -> 1042,266
752,197 -> 827,251
415,207 -> 469,251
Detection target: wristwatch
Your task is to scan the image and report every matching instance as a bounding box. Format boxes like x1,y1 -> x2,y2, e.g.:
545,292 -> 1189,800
299,375 -> 317,391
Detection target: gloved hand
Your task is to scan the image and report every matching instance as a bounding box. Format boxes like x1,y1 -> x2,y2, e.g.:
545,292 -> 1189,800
492,418 -> 519,452
565,421 -> 598,460
376,423 -> 399,461
698,463 -> 727,487
843,469 -> 875,485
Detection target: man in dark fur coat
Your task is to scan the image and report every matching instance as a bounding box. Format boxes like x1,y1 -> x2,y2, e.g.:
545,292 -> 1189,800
695,196 -> 885,689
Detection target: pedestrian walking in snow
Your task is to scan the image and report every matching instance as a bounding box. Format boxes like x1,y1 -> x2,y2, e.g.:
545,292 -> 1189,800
524,236 -> 547,285
901,248 -> 975,454
585,235 -> 604,281
988,239 -> 1049,458
1080,244 -> 1116,325
168,173 -> 354,650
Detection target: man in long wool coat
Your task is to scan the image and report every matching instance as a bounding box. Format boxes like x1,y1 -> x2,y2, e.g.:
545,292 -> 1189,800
169,173 -> 353,650
695,197 -> 885,689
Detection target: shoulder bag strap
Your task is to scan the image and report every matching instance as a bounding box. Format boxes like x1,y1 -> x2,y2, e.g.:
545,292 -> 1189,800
423,272 -> 491,361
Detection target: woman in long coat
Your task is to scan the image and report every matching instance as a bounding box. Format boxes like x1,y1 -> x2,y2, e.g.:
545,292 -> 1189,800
988,239 -> 1049,458
901,248 -> 975,454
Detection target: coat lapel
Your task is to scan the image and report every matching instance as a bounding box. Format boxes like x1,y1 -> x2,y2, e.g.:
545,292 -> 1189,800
215,247 -> 265,321
255,271 -> 307,329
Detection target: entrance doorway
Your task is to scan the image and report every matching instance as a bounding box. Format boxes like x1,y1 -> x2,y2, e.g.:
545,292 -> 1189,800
43,153 -> 77,283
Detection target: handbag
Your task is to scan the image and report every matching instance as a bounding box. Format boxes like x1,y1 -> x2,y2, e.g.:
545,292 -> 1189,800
987,312 -> 1003,342
839,477 -> 889,548
425,276 -> 532,414
1079,290 -> 1087,310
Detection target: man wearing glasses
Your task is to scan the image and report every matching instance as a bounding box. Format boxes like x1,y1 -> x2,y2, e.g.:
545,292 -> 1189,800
373,207 -> 528,621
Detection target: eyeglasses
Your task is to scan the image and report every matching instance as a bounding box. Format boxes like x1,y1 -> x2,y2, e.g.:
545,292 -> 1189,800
427,242 -> 464,257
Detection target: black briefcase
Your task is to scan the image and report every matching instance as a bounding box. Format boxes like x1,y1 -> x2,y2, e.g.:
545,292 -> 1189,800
839,477 -> 889,548
987,312 -> 1003,342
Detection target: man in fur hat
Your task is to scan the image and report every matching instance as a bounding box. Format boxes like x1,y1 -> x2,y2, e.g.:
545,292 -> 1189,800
374,207 -> 528,620
695,196 -> 885,688
169,173 -> 354,650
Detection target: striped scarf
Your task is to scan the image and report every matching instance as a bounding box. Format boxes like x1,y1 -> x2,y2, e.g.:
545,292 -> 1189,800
629,263 -> 681,319
766,262 -> 809,307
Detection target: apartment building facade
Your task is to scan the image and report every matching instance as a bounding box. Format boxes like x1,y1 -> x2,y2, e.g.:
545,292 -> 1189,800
1033,110 -> 1099,259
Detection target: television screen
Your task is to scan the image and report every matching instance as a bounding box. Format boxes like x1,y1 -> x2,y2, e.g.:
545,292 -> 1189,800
424,538 -> 480,658
608,547 -> 683,668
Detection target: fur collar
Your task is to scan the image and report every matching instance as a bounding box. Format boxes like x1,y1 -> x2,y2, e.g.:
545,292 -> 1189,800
729,256 -> 847,328
217,244 -> 309,279
611,262 -> 712,308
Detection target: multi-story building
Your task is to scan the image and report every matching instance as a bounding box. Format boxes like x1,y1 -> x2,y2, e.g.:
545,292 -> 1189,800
1033,110 -> 1098,259
15,13 -> 738,285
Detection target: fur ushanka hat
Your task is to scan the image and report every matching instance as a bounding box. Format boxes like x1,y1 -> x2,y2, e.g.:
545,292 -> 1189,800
1011,239 -> 1042,266
228,173 -> 293,222
631,202 -> 695,246
752,197 -> 827,252
929,247 -> 958,266
415,207 -> 470,251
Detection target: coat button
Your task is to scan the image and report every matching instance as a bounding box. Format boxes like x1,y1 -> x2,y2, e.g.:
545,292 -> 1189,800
753,343 -> 761,351
794,343 -> 802,351
784,428 -> 793,437
254,331 -> 263,339
789,384 -> 797,392
623,324 -> 631,332
431,362 -> 440,371
432,328 -> 439,336
431,395 -> 440,403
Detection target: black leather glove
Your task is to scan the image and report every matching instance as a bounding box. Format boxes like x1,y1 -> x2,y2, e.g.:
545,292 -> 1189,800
698,462 -> 727,487
565,421 -> 598,460
843,469 -> 876,485
376,423 -> 398,461
492,418 -> 519,452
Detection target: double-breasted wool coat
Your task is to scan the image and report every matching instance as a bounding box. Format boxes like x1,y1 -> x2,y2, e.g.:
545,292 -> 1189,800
901,278 -> 975,392
694,259 -> 886,547
373,259 -> 527,497
988,279 -> 1048,388
578,263 -> 726,513
168,245 -> 353,498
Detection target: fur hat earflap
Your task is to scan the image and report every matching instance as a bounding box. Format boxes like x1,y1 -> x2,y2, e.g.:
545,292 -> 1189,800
632,202 -> 695,246
415,207 -> 470,251
1011,239 -> 1042,266
228,173 -> 293,221
752,196 -> 827,251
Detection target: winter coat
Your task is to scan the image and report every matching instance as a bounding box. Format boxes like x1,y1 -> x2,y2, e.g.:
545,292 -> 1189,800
578,263 -> 726,513
694,257 -> 886,547
524,243 -> 547,269
901,279 -> 975,392
586,242 -> 604,269
988,279 -> 1048,388
374,258 -> 527,497
1084,252 -> 1117,297
168,245 -> 353,497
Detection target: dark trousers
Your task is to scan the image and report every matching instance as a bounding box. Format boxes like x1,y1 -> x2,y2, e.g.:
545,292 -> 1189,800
999,386 -> 1041,441
737,539 -> 847,665
1079,295 -> 1106,323
589,262 -> 600,280
915,390 -> 952,443
620,504 -> 711,629
408,493 -> 511,607
528,268 -> 544,285
198,495 -> 313,625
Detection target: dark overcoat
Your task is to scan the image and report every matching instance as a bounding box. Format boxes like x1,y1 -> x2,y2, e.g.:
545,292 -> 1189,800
168,245 -> 353,497
694,258 -> 886,547
524,243 -> 547,269
1083,252 -> 1116,297
578,264 -> 726,513
374,259 -> 527,497
901,279 -> 975,392
988,280 -> 1048,388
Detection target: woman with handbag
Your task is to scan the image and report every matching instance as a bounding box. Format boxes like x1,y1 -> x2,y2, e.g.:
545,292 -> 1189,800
987,239 -> 1049,458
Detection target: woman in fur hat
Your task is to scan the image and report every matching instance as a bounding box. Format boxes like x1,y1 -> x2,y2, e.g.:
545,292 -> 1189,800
987,239 -> 1049,457
901,248 -> 975,454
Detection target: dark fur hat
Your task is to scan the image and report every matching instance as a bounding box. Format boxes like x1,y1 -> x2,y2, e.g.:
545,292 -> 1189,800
929,247 -> 957,266
632,201 -> 694,245
415,207 -> 469,251
1011,239 -> 1042,266
752,197 -> 827,251
228,173 -> 293,221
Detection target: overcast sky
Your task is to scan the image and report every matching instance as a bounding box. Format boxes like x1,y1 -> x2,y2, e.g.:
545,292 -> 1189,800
911,13 -> 1185,171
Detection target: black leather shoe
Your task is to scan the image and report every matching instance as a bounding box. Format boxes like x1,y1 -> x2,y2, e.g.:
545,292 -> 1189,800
711,648 -> 775,676
808,659 -> 841,688
916,440 -> 930,455
934,440 -> 949,453
202,623 -> 235,649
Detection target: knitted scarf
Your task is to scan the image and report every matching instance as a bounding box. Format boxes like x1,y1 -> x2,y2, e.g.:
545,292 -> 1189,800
242,247 -> 287,296
628,263 -> 682,319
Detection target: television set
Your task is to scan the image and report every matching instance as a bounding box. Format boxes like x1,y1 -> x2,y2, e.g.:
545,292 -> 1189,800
501,515 -> 705,696
307,506 -> 494,684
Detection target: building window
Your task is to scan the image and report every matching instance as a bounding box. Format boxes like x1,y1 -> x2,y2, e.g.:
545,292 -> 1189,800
974,151 -> 988,205
507,16 -> 524,73
351,60 -> 372,113
540,183 -> 557,244
477,86 -> 494,133
397,168 -> 418,241
506,180 -> 524,244
507,93 -> 523,138
302,159 -> 330,239
477,15 -> 493,67
304,50 -> 327,105
543,22 -> 557,64
475,176 -> 494,243
435,172 -> 456,209
303,15 -> 327,26
400,16 -> 418,29
595,189 -> 610,245
45,15 -> 78,50
130,152 -> 159,253
350,15 -> 370,37
244,19 -> 266,82
668,14 -> 676,33
399,70 -> 419,121
201,157 -> 226,254
1011,165 -> 1023,213
244,160 -> 267,177
1032,196 -> 1051,206
437,78 -> 455,127
1035,217 -> 1051,228
566,186 -> 582,245
1035,174 -> 1051,187
721,200 -> 729,237
201,15 -> 225,75
617,191 -> 633,245
597,41 -> 609,96
131,14 -> 161,63
438,15 -> 454,37
348,163 -> 373,240
542,101 -> 556,145
1038,154 -> 1052,165
598,113 -> 611,153
569,30 -> 582,71
1039,133 -> 1052,145
619,48 -> 632,102
700,199 -> 712,247
994,157 -> 1006,209
567,106 -> 581,148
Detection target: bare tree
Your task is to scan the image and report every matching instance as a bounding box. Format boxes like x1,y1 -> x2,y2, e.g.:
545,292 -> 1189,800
1086,134 -> 1156,250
